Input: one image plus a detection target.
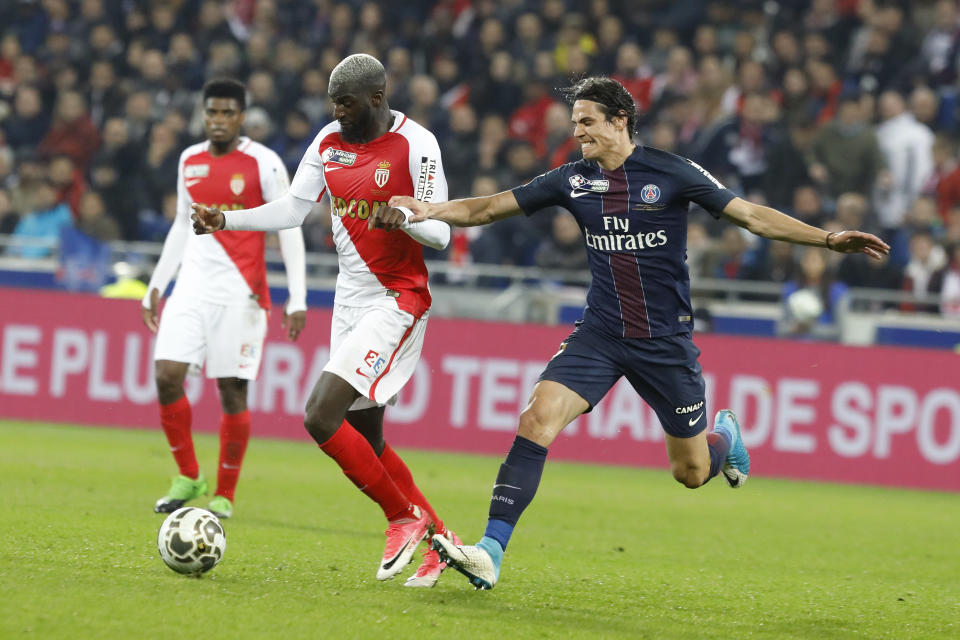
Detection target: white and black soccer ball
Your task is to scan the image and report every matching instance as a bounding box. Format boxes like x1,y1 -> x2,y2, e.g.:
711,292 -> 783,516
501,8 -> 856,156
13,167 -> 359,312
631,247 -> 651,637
157,507 -> 226,576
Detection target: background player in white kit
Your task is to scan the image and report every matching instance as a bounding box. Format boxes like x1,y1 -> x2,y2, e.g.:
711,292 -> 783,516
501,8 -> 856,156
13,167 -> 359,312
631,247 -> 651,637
191,55 -> 459,587
143,79 -> 307,519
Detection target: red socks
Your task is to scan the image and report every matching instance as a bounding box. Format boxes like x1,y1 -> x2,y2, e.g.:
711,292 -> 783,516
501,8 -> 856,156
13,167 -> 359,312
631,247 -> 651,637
159,396 -> 199,479
216,410 -> 251,501
319,423 -> 413,521
380,443 -> 444,535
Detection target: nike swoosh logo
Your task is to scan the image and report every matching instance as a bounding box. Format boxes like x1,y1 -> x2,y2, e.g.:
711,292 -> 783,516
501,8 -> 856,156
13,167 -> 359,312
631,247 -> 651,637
221,463 -> 241,470
355,367 -> 371,379
324,165 -> 342,172
688,412 -> 704,427
493,484 -> 521,490
570,189 -> 590,198
381,539 -> 412,570
185,179 -> 202,187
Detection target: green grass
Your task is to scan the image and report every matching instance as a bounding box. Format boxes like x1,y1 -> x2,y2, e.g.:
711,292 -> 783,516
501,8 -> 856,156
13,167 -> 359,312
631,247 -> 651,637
0,421 -> 957,639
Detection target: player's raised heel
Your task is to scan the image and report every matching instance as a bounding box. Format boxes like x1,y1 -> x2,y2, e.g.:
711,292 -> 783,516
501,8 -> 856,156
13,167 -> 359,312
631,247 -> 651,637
154,473 -> 208,513
714,409 -> 750,488
431,535 -> 500,590
208,495 -> 233,519
404,529 -> 463,588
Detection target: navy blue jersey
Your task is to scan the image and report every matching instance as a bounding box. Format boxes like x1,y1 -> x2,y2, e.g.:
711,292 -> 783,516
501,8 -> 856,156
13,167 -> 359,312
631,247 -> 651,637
513,145 -> 737,339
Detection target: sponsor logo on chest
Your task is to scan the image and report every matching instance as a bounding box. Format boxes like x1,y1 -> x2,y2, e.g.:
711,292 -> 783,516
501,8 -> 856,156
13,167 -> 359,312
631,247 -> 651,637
568,174 -> 610,198
184,164 -> 209,180
322,148 -> 358,166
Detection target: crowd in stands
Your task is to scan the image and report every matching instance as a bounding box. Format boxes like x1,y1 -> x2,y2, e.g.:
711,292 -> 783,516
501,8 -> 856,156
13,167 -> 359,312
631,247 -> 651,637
1,0 -> 960,319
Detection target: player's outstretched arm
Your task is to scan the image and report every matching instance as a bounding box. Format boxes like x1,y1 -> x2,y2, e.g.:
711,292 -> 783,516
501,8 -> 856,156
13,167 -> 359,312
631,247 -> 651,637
191,193 -> 315,234
722,197 -> 890,259
389,190 -> 523,227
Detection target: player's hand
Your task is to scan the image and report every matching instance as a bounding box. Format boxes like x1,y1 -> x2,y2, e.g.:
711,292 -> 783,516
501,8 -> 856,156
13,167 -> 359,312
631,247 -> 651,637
827,230 -> 890,260
141,288 -> 160,333
368,205 -> 407,232
283,308 -> 306,341
388,195 -> 434,223
190,203 -> 225,234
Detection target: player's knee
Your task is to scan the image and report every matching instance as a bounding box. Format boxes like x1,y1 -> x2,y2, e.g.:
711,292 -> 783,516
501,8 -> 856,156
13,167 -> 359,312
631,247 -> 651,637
671,462 -> 708,489
217,378 -> 247,414
154,366 -> 184,402
517,406 -> 558,446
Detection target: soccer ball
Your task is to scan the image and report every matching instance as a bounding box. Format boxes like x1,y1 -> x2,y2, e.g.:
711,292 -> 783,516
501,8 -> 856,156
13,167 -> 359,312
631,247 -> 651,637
157,507 -> 227,576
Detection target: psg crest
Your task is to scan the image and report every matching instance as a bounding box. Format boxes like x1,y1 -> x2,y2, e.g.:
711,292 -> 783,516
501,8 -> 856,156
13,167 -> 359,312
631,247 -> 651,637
230,173 -> 245,196
374,161 -> 391,188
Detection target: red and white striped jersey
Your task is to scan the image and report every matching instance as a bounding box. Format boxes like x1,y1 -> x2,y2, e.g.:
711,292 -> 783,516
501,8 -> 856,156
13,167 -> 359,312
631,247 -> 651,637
172,137 -> 290,310
289,111 -> 448,318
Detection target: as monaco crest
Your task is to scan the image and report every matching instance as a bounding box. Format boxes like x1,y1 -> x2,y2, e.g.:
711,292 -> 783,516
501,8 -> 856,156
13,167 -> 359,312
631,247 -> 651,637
230,173 -> 245,196
374,161 -> 390,188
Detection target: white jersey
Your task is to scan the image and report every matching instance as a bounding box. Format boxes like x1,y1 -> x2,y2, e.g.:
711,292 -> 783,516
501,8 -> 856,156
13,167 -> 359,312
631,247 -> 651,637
145,137 -> 306,312
289,111 -> 448,318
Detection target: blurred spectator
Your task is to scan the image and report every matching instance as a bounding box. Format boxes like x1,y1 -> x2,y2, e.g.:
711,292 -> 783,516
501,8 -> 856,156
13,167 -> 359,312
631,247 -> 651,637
48,154 -> 85,217
296,69 -> 329,126
808,93 -> 884,198
76,190 -> 120,242
3,85 -> 49,151
790,184 -> 827,229
710,227 -> 750,279
535,212 -> 588,273
903,230 -> 947,307
783,247 -> 848,332
11,179 -> 72,258
37,90 -> 101,170
272,109 -> 314,175
87,60 -> 126,127
139,122 -> 179,214
0,187 -> 14,234
444,104 -> 480,198
909,86 -> 941,131
937,243 -> 960,318
930,134 -> 960,222
918,0 -> 960,88
242,107 -> 272,144
406,75 -> 445,136
471,51 -> 521,119
741,240 -> 799,284
763,115 -> 815,210
874,90 -> 934,238
837,251 -> 904,299
611,42 -> 653,114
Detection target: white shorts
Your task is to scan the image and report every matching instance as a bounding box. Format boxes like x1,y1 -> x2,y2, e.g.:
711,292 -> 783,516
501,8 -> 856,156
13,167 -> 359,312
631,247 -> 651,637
154,295 -> 268,380
323,303 -> 428,411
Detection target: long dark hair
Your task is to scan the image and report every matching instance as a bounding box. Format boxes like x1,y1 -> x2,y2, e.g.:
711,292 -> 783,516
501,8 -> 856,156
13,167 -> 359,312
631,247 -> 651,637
560,76 -> 637,134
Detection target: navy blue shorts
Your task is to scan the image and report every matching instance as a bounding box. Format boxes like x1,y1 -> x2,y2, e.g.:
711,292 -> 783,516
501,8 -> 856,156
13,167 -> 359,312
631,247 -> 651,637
539,323 -> 707,438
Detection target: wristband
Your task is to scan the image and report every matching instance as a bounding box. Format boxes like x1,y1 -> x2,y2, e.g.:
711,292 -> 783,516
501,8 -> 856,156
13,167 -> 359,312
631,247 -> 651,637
825,231 -> 836,250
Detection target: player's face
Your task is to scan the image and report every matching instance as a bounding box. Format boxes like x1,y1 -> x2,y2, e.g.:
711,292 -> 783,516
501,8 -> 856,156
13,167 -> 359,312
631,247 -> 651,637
203,97 -> 244,145
331,91 -> 377,142
571,100 -> 626,160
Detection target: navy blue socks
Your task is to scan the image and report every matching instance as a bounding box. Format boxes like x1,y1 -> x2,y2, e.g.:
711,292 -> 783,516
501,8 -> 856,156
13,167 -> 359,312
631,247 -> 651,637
482,435 -> 548,551
706,430 -> 731,478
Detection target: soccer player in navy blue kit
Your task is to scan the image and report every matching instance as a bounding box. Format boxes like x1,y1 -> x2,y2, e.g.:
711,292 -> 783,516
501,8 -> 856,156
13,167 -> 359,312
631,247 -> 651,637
383,77 -> 890,590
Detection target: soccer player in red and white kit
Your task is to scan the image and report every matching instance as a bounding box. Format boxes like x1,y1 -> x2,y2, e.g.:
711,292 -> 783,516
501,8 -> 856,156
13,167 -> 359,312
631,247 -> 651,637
191,55 -> 458,586
143,79 -> 307,520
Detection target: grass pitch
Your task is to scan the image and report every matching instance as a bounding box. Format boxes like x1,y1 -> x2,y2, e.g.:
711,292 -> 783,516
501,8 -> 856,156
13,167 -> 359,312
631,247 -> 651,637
1,421 -> 957,639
